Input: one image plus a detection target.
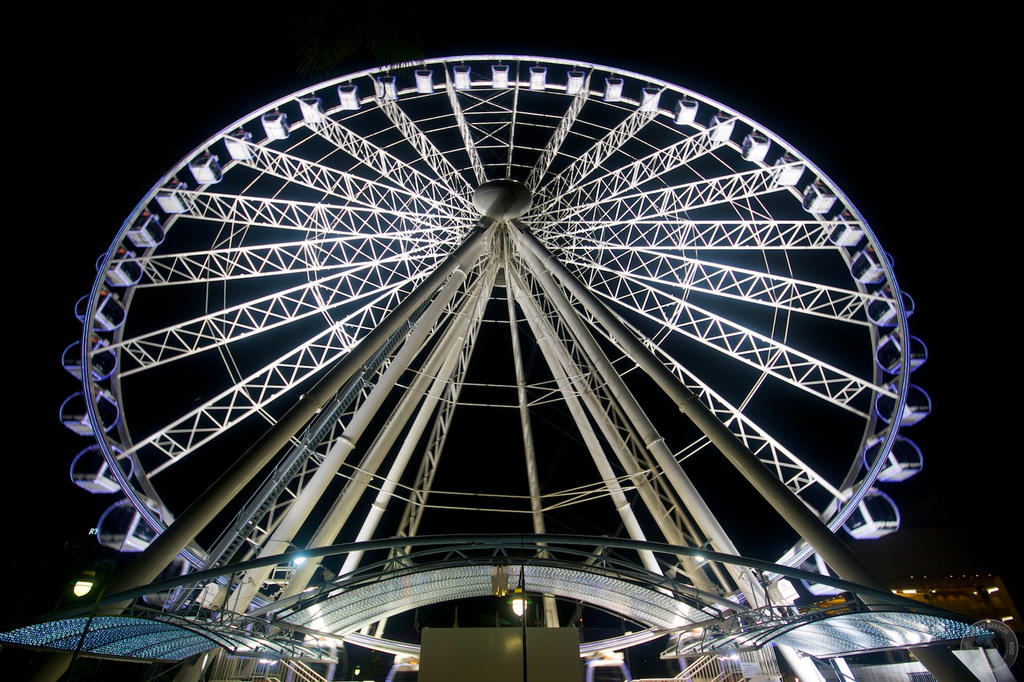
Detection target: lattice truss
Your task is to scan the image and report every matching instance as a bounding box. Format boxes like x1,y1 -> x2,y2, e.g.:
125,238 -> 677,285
75,57 -> 914,596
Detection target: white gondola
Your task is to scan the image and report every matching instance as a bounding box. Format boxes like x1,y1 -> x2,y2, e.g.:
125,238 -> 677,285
674,97 -> 698,125
70,444 -> 131,494
882,336 -> 925,374
154,180 -> 191,214
774,153 -> 805,186
640,87 -> 661,113
843,490 -> 900,540
802,181 -> 837,214
261,111 -> 289,140
603,77 -> 623,102
96,499 -> 159,552
299,95 -> 325,124
829,210 -> 864,247
453,65 -> 472,90
338,84 -> 360,110
126,211 -> 164,249
908,335 -> 927,371
102,247 -> 143,287
188,152 -> 222,185
223,128 -> 253,161
565,69 -> 585,95
60,389 -> 119,436
584,651 -> 631,682
415,69 -> 434,94
491,64 -> 509,89
709,112 -> 735,141
875,384 -> 932,427
867,297 -> 898,327
864,436 -> 923,483
62,338 -> 116,381
376,75 -> 398,100
875,333 -> 902,373
93,289 -> 125,331
384,654 -> 419,682
850,248 -> 885,284
741,132 -> 770,162
529,65 -> 547,90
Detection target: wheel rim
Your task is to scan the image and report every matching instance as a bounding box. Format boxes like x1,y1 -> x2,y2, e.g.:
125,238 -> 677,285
74,55 -> 920,582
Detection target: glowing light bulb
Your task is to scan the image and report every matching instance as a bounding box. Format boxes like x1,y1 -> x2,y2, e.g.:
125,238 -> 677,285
72,580 -> 94,597
512,598 -> 526,617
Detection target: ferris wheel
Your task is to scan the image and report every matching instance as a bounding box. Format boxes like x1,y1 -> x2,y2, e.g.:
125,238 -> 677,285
60,55 -> 929,606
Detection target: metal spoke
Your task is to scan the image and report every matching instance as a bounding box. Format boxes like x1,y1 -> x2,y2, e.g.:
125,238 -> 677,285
533,122 -> 726,209
375,95 -> 475,201
531,219 -> 847,250
308,113 -> 473,211
532,95 -> 660,205
178,190 -> 471,238
533,165 -> 794,228
553,243 -> 885,324
113,250 -> 440,375
525,69 -> 591,191
124,282 -> 419,473
566,260 -> 892,414
127,233 -> 444,286
444,65 -> 487,184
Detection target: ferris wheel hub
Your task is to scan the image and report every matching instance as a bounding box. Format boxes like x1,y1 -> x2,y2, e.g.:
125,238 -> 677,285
472,179 -> 533,220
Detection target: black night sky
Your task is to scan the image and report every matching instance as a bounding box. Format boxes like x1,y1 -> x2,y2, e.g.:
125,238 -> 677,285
2,2 -> 1018,678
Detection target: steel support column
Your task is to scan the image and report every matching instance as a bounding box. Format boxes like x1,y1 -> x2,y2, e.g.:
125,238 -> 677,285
513,226 -> 977,681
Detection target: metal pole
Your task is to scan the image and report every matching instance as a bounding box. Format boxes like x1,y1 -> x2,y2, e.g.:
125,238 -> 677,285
100,222 -> 494,606
512,225 -> 761,604
503,242 -> 560,628
337,261 -> 495,576
510,272 -> 663,578
508,265 -> 715,594
280,255 -> 495,598
513,225 -> 977,681
231,228 -> 492,610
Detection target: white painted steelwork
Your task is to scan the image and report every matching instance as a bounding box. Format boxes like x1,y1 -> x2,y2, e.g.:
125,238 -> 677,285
71,56 -> 922,630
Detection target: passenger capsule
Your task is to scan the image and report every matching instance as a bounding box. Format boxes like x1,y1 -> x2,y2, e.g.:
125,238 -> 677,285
875,384 -> 932,427
850,248 -> 885,284
674,98 -> 698,125
709,113 -> 735,142
70,444 -> 131,494
188,152 -> 222,185
774,153 -> 805,186
60,389 -> 119,436
802,181 -> 837,214
863,436 -> 923,483
376,75 -> 398,100
338,84 -> 361,110
223,128 -> 253,161
126,211 -> 165,249
93,289 -> 126,331
528,66 -> 547,91
102,247 -> 143,287
154,179 -> 191,214
491,64 -> 509,89
96,499 -> 159,552
603,77 -> 623,102
62,338 -> 116,382
741,133 -> 770,162
415,69 -> 434,94
843,489 -> 900,540
565,69 -> 586,95
299,95 -> 325,124
261,111 -> 289,140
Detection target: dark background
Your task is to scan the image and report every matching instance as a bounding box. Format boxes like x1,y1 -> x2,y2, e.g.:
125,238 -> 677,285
2,1 -> 1017,678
